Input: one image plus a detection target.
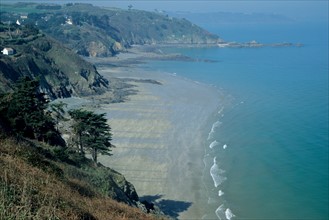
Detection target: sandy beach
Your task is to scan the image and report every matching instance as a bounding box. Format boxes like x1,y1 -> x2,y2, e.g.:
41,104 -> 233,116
88,59 -> 221,219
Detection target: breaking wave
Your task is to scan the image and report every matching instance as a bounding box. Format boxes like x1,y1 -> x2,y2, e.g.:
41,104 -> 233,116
208,121 -> 221,140
210,140 -> 220,149
210,157 -> 226,187
215,204 -> 236,220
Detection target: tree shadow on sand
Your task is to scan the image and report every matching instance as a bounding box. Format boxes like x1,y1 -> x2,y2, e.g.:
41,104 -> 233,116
140,194 -> 192,219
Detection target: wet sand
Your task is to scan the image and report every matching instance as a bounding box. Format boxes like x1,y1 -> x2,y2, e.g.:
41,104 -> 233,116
95,64 -> 222,219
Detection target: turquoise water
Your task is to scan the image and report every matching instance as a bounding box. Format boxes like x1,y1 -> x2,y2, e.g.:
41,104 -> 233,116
144,22 -> 328,219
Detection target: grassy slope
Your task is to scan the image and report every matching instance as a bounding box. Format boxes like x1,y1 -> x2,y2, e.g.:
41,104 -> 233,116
0,136 -> 164,220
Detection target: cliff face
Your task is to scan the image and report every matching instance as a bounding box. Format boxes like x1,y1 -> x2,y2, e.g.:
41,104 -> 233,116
99,7 -> 221,46
0,25 -> 108,99
1,3 -> 222,57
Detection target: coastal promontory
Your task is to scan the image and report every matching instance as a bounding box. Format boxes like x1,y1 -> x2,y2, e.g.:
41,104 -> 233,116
1,3 -> 222,57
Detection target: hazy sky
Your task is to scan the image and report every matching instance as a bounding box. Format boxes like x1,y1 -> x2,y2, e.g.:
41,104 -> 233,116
3,0 -> 328,21
96,0 -> 328,21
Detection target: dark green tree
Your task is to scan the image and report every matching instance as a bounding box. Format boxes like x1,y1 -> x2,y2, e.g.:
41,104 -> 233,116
68,109 -> 113,164
0,76 -> 64,146
9,77 -> 49,139
68,109 -> 88,154
49,101 -> 68,131
87,112 -> 113,164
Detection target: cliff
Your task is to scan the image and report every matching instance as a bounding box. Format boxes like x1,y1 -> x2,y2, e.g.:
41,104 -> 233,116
0,23 -> 108,99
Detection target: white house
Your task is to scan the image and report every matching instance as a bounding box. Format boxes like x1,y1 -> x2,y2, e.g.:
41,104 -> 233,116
65,18 -> 73,25
1,48 -> 15,55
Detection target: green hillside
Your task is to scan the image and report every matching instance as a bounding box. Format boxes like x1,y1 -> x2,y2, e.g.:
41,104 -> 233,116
1,3 -> 221,57
0,23 -> 108,99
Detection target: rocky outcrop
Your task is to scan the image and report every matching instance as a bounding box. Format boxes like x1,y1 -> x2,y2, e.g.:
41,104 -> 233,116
106,167 -> 139,205
66,162 -> 165,216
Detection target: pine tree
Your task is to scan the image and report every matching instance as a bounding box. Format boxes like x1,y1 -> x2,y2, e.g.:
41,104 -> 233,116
69,109 -> 113,164
68,109 -> 89,154
0,76 -> 63,146
86,112 -> 112,164
49,101 -> 68,131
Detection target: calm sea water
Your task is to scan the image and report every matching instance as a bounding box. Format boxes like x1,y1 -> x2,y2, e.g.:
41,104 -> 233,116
144,22 -> 328,219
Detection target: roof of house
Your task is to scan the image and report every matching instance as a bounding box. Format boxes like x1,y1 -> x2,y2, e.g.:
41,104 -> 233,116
3,48 -> 14,51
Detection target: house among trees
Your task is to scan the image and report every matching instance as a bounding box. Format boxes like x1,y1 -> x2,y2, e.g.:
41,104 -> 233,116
1,48 -> 15,55
65,18 -> 73,25
20,15 -> 28,19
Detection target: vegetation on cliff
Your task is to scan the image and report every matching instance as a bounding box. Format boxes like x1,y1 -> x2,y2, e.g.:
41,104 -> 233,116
0,77 -> 166,219
0,76 -> 64,145
0,22 -> 109,99
0,136 -> 165,219
68,108 -> 113,164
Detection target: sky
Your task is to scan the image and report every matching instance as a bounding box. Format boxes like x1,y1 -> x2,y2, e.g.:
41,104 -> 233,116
95,0 -> 328,21
2,0 -> 328,22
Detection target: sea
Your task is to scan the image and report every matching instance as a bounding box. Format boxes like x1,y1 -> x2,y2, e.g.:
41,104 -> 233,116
142,21 -> 328,219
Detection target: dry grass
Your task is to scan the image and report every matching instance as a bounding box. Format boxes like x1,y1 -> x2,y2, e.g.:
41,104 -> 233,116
0,137 -> 164,220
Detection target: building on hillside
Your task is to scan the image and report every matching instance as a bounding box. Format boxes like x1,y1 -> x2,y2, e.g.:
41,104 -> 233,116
1,48 -> 15,55
20,15 -> 28,19
65,18 -> 73,25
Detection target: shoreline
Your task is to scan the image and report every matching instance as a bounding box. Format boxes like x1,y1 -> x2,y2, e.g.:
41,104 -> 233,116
85,41 -> 302,68
84,45 -> 220,68
84,52 -> 222,218
59,52 -> 224,218
84,41 -> 303,67
97,66 -> 222,219
76,47 -> 225,219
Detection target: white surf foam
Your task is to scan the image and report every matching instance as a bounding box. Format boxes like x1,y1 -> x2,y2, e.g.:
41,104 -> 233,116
225,208 -> 235,220
218,190 -> 224,197
210,157 -> 227,187
215,204 -> 236,220
209,140 -> 220,149
215,204 -> 226,220
208,121 -> 221,140
218,107 -> 224,114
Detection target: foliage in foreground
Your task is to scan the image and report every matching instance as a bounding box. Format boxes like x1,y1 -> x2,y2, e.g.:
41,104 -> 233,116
0,136 -> 163,220
0,76 -> 113,164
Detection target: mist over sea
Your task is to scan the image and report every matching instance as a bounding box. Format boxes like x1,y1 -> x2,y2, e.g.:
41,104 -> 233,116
143,21 -> 328,219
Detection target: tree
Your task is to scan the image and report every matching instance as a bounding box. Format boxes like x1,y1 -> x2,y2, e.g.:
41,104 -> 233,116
68,109 -> 88,154
69,109 -> 113,164
8,77 -> 50,140
49,101 -> 68,131
86,112 -> 113,164
0,76 -> 64,146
